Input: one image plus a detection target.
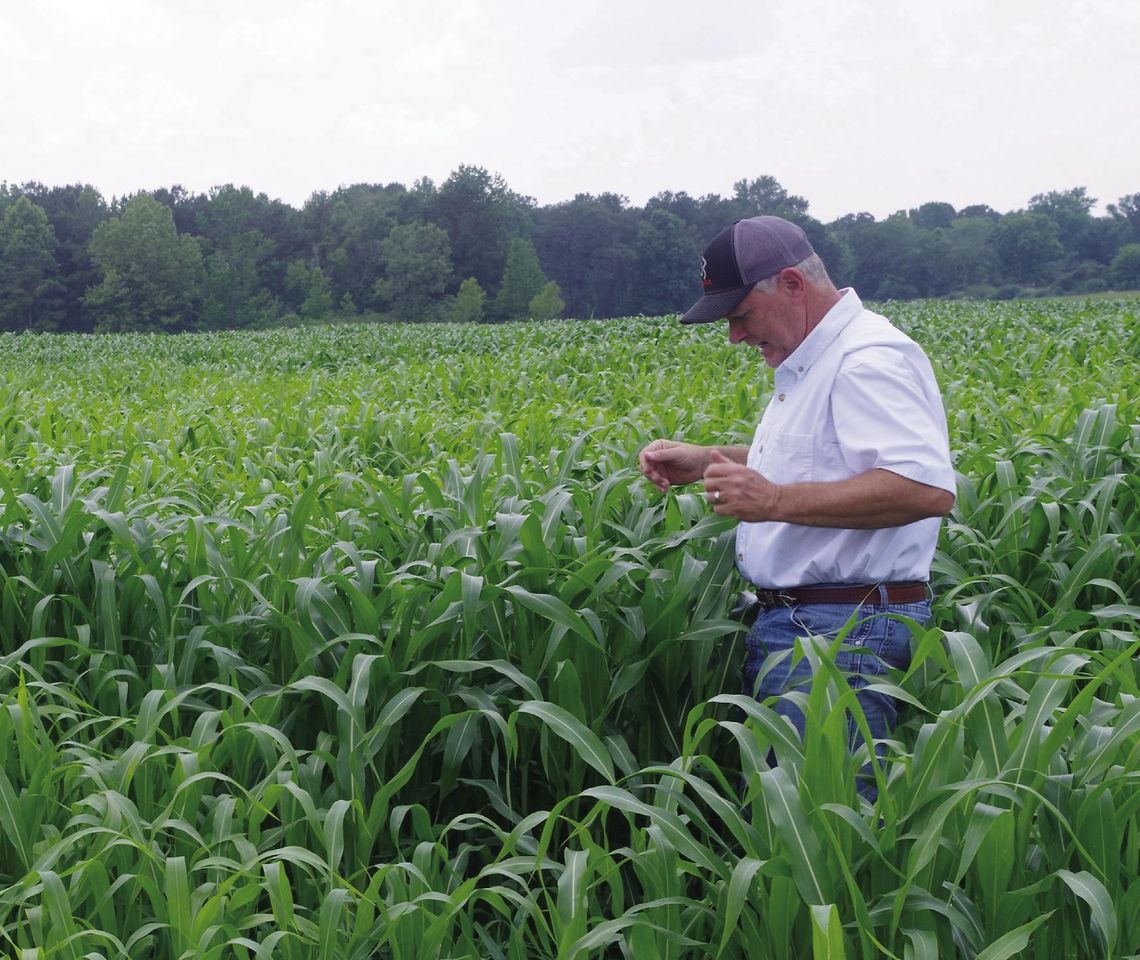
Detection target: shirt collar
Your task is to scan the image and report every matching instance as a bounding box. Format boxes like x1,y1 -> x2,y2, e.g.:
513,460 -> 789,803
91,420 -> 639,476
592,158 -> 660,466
779,288 -> 863,379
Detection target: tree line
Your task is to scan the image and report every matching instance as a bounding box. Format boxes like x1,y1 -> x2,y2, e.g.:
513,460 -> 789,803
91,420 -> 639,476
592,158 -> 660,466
2,167 -> 1139,333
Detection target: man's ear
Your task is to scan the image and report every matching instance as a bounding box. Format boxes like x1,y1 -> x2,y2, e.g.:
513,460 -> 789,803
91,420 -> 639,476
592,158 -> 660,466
778,267 -> 806,296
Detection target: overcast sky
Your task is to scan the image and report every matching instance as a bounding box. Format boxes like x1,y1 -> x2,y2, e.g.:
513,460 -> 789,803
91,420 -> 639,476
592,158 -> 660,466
2,0 -> 1137,223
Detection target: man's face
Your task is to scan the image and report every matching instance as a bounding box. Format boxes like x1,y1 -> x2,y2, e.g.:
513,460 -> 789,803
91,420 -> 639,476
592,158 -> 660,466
725,281 -> 808,368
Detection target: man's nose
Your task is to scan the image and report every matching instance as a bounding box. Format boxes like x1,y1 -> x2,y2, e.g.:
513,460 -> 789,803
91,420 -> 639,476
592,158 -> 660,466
728,320 -> 746,343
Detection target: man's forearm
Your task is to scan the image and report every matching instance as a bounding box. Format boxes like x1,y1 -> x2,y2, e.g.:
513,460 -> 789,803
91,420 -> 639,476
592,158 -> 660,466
771,469 -> 955,528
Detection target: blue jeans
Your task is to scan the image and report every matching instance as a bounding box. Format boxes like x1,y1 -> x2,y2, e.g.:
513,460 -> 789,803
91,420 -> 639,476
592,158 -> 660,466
741,591 -> 931,799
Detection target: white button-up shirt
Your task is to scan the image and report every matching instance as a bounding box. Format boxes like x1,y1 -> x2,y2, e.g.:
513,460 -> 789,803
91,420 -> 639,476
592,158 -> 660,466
736,289 -> 956,589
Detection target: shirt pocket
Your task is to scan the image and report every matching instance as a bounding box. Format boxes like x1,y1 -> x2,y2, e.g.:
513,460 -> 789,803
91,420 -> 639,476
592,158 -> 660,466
813,438 -> 848,482
761,431 -> 814,484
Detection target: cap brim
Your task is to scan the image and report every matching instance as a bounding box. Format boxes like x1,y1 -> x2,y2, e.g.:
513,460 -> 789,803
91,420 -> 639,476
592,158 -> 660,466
679,286 -> 752,324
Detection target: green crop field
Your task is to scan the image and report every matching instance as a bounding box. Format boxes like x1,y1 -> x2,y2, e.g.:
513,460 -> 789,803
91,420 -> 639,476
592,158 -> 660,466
0,298 -> 1137,959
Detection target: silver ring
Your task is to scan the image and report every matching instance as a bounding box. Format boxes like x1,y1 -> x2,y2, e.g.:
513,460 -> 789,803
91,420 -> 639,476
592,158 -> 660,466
714,490 -> 721,503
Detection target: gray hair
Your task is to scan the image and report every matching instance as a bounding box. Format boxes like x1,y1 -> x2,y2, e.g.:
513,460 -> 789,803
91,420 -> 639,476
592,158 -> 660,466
751,253 -> 831,294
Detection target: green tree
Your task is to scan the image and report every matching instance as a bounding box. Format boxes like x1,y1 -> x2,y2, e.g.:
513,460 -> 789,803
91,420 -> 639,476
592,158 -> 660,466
285,261 -> 334,318
528,280 -> 565,320
994,213 -> 1064,285
943,217 -> 1000,289
0,196 -> 65,331
373,221 -> 453,321
633,208 -> 700,315
14,182 -> 109,331
493,237 -> 547,321
958,204 -> 1001,220
307,182 -> 432,309
834,213 -> 924,298
1028,187 -> 1096,260
452,277 -> 486,323
196,185 -> 278,329
908,201 -> 956,230
1107,193 -> 1140,242
647,189 -> 738,250
84,194 -> 203,331
302,270 -> 333,317
147,184 -> 207,235
906,227 -> 957,298
432,165 -> 532,291
1109,244 -> 1140,290
732,176 -> 810,218
533,193 -> 638,317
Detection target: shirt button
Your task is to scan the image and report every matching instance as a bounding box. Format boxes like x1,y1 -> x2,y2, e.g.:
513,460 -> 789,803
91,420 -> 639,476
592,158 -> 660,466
758,444 -> 764,453
778,393 -> 786,402
736,552 -> 744,561
853,639 -> 863,646
797,366 -> 804,372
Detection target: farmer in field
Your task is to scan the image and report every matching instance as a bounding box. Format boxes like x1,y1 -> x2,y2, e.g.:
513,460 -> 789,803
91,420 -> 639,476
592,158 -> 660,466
639,215 -> 956,799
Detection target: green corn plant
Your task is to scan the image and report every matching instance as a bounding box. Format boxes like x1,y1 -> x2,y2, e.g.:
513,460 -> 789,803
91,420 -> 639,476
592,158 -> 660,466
0,299 -> 1136,956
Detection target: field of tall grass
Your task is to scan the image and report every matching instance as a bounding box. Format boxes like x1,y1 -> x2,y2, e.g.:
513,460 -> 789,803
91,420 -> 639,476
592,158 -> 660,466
0,298 -> 1136,958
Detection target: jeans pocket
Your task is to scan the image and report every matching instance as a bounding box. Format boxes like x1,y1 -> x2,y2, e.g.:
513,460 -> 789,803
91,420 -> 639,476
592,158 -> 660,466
868,600 -> 931,672
790,603 -> 875,646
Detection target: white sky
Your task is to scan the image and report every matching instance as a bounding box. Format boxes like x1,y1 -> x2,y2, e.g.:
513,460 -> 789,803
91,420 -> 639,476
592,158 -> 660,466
2,0 -> 1137,222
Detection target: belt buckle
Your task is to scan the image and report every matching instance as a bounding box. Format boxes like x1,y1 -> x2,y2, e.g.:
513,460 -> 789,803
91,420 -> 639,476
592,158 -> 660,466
757,589 -> 795,608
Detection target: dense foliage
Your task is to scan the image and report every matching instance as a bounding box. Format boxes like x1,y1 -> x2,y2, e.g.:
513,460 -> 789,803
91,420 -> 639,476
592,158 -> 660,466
0,298 -> 1137,957
2,172 -> 1139,333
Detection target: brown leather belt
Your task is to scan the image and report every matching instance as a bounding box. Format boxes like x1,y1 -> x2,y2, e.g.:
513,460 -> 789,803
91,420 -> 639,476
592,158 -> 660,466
754,581 -> 928,608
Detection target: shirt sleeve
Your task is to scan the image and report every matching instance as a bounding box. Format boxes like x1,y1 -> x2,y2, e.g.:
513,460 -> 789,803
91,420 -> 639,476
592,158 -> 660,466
831,346 -> 957,493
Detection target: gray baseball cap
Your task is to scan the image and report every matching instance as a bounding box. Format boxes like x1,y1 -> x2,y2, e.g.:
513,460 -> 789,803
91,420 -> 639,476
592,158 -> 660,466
680,216 -> 815,324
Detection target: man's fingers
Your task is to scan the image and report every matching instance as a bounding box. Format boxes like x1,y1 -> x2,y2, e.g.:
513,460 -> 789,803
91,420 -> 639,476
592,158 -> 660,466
640,449 -> 665,478
703,462 -> 737,482
639,453 -> 671,492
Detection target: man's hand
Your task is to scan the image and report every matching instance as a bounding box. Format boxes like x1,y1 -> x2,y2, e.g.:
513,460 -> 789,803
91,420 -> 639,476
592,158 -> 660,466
703,450 -> 780,520
638,440 -> 711,492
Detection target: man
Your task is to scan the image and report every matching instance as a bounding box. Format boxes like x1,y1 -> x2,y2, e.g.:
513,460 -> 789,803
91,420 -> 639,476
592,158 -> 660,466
639,215 -> 956,798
